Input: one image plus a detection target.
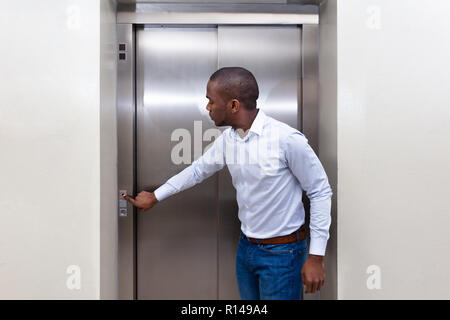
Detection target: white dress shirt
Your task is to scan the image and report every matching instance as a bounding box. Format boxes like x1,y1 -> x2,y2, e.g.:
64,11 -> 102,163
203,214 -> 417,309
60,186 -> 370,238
154,109 -> 332,256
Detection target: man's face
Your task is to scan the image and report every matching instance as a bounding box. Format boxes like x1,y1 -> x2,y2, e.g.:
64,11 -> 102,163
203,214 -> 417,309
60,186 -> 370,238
206,80 -> 230,127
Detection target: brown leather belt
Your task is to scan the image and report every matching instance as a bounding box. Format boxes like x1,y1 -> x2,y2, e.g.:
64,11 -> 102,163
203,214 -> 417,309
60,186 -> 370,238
247,225 -> 306,245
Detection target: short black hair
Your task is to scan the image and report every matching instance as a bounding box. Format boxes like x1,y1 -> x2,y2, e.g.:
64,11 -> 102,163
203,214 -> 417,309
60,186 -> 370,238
209,67 -> 259,110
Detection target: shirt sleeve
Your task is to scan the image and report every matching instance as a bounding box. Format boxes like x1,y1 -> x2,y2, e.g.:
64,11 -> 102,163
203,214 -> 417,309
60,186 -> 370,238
154,133 -> 226,201
284,132 -> 333,256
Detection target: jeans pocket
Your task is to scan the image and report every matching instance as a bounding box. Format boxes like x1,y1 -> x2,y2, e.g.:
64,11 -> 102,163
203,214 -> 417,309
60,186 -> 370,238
259,243 -> 295,255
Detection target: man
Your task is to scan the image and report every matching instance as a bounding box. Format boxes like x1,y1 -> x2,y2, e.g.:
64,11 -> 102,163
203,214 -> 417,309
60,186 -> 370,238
125,67 -> 332,300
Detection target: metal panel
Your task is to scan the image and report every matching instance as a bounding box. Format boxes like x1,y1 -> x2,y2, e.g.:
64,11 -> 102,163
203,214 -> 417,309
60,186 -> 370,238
216,169 -> 240,299
117,23 -> 136,300
301,24 -> 319,154
136,27 -> 219,299
117,0 -> 291,3
117,3 -> 318,25
301,24 -> 321,301
218,26 -> 301,128
217,26 -> 302,299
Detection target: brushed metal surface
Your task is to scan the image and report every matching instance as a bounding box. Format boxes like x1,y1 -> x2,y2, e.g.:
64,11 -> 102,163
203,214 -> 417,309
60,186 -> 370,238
218,25 -> 301,128
217,169 -> 240,299
301,24 -> 321,301
117,23 -> 136,300
117,3 -> 319,25
136,27 -> 219,299
301,24 -> 319,154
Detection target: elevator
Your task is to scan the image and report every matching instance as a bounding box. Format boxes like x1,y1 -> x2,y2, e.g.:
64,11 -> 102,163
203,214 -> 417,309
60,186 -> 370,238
117,3 -> 319,300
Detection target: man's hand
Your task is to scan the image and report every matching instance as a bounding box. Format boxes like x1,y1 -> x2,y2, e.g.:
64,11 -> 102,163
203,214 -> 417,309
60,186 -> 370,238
124,191 -> 158,212
301,254 -> 325,294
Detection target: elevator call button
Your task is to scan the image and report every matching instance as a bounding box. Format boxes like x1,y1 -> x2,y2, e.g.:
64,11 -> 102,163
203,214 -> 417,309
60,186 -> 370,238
119,208 -> 127,217
119,190 -> 128,217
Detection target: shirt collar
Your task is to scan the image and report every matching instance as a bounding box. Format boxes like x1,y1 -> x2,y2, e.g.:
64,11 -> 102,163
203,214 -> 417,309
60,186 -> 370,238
248,109 -> 265,136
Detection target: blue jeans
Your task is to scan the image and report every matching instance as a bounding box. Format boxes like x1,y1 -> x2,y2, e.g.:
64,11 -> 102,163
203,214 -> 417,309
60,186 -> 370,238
236,232 -> 308,300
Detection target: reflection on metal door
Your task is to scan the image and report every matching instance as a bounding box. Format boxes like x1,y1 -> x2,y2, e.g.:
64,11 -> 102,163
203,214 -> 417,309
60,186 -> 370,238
136,26 -> 301,299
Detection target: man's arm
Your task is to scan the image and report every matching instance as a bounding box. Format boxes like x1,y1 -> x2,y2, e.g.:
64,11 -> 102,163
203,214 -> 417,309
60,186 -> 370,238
284,131 -> 333,294
125,133 -> 226,211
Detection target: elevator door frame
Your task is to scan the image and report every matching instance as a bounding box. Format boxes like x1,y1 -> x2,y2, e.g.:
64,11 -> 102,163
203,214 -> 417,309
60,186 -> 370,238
117,9 -> 319,300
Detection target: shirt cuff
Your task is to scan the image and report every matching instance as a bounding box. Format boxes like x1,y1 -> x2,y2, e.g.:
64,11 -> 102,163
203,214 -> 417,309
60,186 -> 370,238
154,183 -> 177,202
309,237 -> 328,256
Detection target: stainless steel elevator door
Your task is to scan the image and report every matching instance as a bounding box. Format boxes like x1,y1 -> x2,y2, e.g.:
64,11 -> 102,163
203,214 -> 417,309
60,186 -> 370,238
136,27 -> 219,299
218,26 -> 301,129
136,26 -> 301,300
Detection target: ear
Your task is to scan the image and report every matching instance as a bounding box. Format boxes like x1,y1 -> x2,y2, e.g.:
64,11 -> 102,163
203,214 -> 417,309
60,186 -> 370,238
230,99 -> 240,113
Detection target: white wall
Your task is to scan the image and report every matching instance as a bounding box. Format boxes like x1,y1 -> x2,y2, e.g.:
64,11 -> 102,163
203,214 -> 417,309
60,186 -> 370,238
320,0 -> 450,299
0,0 -> 117,299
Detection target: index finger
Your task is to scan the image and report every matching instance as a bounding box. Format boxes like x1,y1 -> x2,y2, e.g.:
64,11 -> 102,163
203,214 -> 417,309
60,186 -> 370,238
124,195 -> 136,206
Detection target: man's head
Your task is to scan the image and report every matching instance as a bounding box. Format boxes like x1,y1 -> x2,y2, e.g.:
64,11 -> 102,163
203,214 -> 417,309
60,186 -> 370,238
206,67 -> 259,127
